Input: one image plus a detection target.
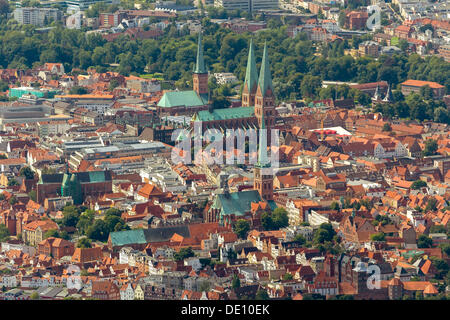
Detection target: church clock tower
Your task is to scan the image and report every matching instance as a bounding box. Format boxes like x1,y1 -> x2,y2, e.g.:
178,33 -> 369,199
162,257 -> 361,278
254,112 -> 274,201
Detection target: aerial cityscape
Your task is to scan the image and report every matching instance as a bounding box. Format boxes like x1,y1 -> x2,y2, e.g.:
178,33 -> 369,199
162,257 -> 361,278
0,0 -> 449,303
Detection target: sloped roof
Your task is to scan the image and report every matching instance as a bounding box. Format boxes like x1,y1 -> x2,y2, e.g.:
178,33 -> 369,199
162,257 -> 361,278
144,226 -> 190,242
194,106 -> 254,122
157,90 -> 206,108
109,229 -> 147,247
110,226 -> 193,247
211,190 -> 262,217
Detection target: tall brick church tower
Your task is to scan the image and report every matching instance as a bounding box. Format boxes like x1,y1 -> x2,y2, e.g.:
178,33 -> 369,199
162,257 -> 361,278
254,42 -> 275,137
242,39 -> 259,107
254,111 -> 274,201
192,31 -> 208,99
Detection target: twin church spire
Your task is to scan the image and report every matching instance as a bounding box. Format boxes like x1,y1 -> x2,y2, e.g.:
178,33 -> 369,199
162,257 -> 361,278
242,40 -> 274,109
193,34 -> 275,202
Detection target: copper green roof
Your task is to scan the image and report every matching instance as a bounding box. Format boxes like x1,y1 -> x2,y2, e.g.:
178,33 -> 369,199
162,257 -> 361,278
109,229 -> 147,247
211,190 -> 262,217
87,171 -> 108,183
194,31 -> 206,74
193,106 -> 254,122
157,90 -> 207,108
244,38 -> 258,93
258,42 -> 274,96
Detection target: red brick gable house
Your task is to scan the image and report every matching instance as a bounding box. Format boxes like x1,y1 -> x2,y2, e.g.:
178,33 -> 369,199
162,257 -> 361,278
316,171 -> 347,192
72,246 -> 103,264
91,280 -> 120,300
340,214 -> 377,243
38,237 -> 75,259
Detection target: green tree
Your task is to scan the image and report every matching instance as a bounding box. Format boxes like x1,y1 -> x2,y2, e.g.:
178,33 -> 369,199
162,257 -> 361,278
300,75 -> 322,99
283,273 -> 293,281
293,234 -> 306,245
0,224 -> 10,242
44,229 -> 60,239
86,219 -> 109,242
338,11 -> 346,28
30,291 -> 39,300
198,281 -> 211,292
430,225 -> 447,234
422,139 -> 438,156
233,219 -> 250,239
398,39 -> 409,52
370,232 -> 386,242
28,190 -> 37,202
425,198 -> 438,212
313,223 -> 336,244
382,123 -> 392,132
272,208 -> 289,229
417,234 -> 433,248
430,258 -> 449,279
108,78 -> 120,91
255,289 -> 270,300
434,107 -> 450,124
61,210 -> 80,228
261,211 -> 274,231
76,210 -> 95,235
59,230 -> 70,240
174,247 -> 195,261
0,80 -> 9,92
77,237 -> 92,248
330,201 -> 340,210
69,86 -> 88,95
261,208 -> 289,231
440,243 -> 450,256
8,196 -> 17,205
411,180 -> 427,190
232,274 -> 241,289
104,208 -> 122,217
7,179 -> 19,186
226,248 -> 237,261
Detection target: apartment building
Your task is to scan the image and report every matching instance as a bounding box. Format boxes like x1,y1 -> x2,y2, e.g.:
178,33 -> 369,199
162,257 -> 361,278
214,0 -> 278,12
13,7 -> 62,26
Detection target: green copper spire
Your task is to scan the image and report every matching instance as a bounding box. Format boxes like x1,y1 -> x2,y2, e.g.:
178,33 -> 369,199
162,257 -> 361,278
258,42 -> 274,96
194,31 -> 206,74
244,38 -> 258,93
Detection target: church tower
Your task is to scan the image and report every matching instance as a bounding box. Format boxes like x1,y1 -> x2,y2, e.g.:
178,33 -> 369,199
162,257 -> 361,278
242,39 -> 259,107
254,111 -> 274,202
193,31 -> 208,98
254,42 -> 275,131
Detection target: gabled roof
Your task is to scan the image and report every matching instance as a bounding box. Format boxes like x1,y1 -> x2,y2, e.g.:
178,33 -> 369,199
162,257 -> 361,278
194,106 -> 254,122
157,90 -> 206,108
401,80 -> 444,89
109,229 -> 147,247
